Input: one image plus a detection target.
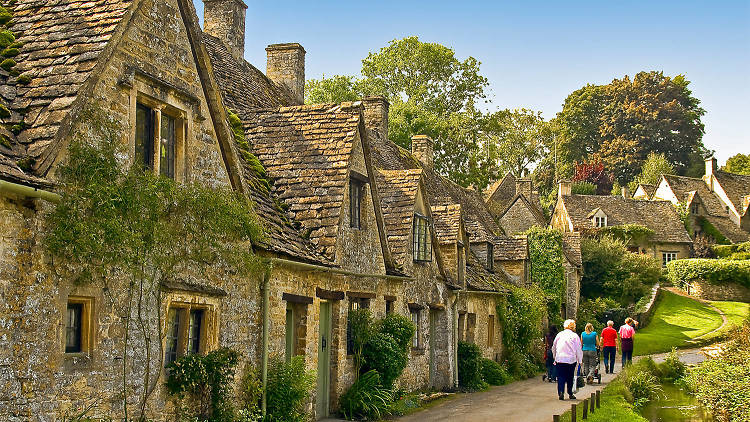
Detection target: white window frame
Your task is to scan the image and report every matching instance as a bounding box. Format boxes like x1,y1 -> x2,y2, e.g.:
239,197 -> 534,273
662,252 -> 678,267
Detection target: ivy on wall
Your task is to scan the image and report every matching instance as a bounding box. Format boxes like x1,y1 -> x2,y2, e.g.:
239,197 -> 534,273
525,226 -> 566,321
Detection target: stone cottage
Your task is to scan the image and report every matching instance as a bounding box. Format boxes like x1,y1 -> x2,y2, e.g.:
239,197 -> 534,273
485,172 -> 547,235
551,181 -> 693,267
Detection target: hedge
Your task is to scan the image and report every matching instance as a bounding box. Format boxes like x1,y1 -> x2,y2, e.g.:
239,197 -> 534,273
713,241 -> 750,260
666,259 -> 750,288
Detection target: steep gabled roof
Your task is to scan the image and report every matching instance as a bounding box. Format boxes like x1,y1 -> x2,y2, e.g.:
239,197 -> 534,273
484,172 -> 516,203
634,183 -> 657,199
498,193 -> 547,226
375,168 -> 423,265
493,236 -> 527,261
663,174 -> 726,216
466,249 -> 510,292
431,204 -> 462,245
713,170 -> 750,215
202,33 -> 295,113
703,214 -> 750,243
241,102 -> 363,259
0,0 -> 134,183
561,194 -> 692,243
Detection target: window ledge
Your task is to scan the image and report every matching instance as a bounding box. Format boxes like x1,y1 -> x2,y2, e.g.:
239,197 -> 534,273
411,347 -> 425,355
64,352 -> 91,359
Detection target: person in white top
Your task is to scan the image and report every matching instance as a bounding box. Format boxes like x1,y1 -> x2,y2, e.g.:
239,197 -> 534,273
552,319 -> 583,400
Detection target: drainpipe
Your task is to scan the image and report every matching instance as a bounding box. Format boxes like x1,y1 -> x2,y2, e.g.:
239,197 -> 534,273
452,292 -> 459,389
0,180 -> 60,203
261,264 -> 271,415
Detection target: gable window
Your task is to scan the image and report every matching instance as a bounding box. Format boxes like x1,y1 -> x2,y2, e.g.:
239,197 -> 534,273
349,177 -> 364,229
413,214 -> 432,262
690,202 -> 700,215
662,252 -> 678,268
164,304 -> 211,367
65,297 -> 93,355
594,216 -> 607,227
135,101 -> 183,180
487,242 -> 494,271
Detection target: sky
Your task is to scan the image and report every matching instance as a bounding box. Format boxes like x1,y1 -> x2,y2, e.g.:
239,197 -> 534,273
193,0 -> 749,164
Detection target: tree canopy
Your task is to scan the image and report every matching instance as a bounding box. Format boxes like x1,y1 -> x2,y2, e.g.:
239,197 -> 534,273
723,153 -> 750,175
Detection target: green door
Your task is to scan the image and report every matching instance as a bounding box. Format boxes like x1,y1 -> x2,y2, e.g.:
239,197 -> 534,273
316,301 -> 332,419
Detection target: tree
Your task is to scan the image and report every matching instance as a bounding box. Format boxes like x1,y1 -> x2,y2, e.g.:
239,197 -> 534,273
481,108 -> 551,178
572,160 -> 614,195
305,75 -> 361,104
628,151 -> 674,192
723,153 -> 750,175
555,71 -> 707,184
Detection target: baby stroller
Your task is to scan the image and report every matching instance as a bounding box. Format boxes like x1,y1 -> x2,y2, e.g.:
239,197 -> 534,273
590,347 -> 602,384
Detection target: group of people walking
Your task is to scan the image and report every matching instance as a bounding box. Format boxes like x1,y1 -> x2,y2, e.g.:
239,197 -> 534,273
543,317 -> 638,400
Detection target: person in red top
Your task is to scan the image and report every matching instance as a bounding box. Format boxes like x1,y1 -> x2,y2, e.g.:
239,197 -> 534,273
601,320 -> 618,374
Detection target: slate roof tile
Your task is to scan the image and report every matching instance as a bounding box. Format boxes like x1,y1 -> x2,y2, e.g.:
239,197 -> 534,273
713,170 -> 750,215
375,169 -> 423,266
493,236 -> 527,261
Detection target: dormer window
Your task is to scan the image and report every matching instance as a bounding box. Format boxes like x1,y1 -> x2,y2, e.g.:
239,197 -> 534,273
594,216 -> 607,227
690,202 -> 700,215
349,174 -> 366,229
413,214 -> 432,262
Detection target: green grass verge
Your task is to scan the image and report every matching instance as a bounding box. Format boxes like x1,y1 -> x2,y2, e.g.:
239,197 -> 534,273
634,290 -> 723,356
556,376 -> 647,422
699,300 -> 750,343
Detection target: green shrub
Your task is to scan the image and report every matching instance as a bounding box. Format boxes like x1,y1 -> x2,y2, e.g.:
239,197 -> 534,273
713,241 -> 750,259
166,347 -> 241,422
238,366 -> 262,420
457,341 -> 488,391
623,366 -> 662,409
361,332 -> 407,388
265,355 -> 316,422
666,258 -> 750,288
526,226 -> 565,321
572,181 -> 597,195
657,348 -> 685,382
377,313 -> 415,350
577,297 -> 620,328
480,358 -> 511,386
348,308 -> 373,375
339,369 -> 393,420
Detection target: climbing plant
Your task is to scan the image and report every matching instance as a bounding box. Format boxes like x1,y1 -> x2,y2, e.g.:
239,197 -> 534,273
496,284 -> 547,378
44,103 -> 267,420
525,226 -> 565,321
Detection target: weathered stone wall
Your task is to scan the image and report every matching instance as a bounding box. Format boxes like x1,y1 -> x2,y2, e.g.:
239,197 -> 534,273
265,43 -> 305,105
203,0 -> 247,61
550,200 -> 571,233
563,262 -> 579,319
499,199 -> 540,235
684,280 -> 750,302
459,293 -> 503,361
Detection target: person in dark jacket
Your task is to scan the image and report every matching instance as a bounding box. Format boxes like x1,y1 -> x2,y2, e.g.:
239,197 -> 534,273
543,325 -> 558,382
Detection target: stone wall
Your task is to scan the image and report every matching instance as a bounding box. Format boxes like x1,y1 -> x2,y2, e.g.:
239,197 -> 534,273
685,280 -> 750,302
265,43 -> 305,105
459,293 -> 503,361
499,199 -> 539,235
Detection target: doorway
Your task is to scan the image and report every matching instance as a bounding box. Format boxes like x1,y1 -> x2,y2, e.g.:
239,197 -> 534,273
316,301 -> 332,419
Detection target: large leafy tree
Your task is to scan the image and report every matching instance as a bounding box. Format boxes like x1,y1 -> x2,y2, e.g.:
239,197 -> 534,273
723,153 -> 750,175
480,109 -> 551,178
305,75 -> 361,104
554,71 -> 707,185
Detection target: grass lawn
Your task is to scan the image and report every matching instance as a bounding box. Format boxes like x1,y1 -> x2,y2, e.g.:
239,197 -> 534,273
633,290 -> 723,356
557,369 -> 647,422
700,299 -> 750,343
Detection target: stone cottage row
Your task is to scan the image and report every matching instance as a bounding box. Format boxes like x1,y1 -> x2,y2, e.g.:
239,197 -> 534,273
0,0 -> 580,420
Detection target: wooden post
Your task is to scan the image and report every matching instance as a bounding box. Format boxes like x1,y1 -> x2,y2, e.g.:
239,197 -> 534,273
584,399 -> 590,418
571,404 -> 577,422
596,390 -> 601,408
590,393 -> 596,412
553,415 -> 560,422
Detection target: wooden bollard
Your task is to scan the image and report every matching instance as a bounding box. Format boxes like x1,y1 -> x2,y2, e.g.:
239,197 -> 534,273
590,393 -> 595,412
553,415 -> 560,422
596,390 -> 601,408
571,403 -> 577,422
583,399 -> 589,419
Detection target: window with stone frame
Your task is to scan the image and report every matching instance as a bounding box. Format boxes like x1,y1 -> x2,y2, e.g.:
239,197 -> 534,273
65,297 -> 94,355
284,300 -> 308,362
385,297 -> 395,315
410,309 -> 421,348
349,174 -> 366,229
346,297 -> 370,355
662,252 -> 678,268
413,214 -> 432,262
466,313 -> 476,344
134,100 -> 184,180
164,304 -> 212,367
690,201 -> 700,215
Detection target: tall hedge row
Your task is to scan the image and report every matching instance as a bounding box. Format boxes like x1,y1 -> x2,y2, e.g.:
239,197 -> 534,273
666,258 -> 750,288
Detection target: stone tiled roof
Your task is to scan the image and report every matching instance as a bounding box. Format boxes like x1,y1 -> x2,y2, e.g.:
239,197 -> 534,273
703,214 -> 750,243
493,236 -> 527,260
202,33 -> 295,113
562,232 -> 582,268
484,172 -> 515,203
466,249 -> 509,292
431,204 -> 462,245
0,0 -> 133,180
375,168 -> 423,265
241,103 -> 363,259
562,194 -> 692,243
663,175 -> 726,216
713,170 -> 750,215
635,184 -> 657,199
369,134 -> 502,243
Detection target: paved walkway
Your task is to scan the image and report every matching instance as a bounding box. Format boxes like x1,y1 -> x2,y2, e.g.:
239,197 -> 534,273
392,348 -> 706,422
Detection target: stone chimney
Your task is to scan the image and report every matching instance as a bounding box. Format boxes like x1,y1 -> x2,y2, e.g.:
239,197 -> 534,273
203,0 -> 247,61
363,96 -> 389,141
266,43 -> 305,104
558,180 -> 572,197
621,186 -> 629,199
411,135 -> 434,169
516,178 -> 532,198
705,157 -> 717,177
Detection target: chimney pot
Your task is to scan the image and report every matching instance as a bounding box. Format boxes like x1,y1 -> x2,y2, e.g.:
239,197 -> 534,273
363,96 -> 389,141
558,180 -> 572,197
266,43 -> 306,105
203,0 -> 247,61
411,135 -> 434,169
